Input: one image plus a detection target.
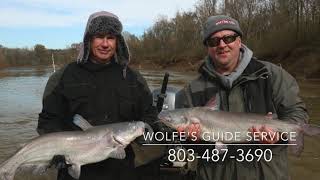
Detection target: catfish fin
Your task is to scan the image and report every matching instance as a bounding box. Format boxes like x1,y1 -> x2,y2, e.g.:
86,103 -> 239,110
215,141 -> 228,152
73,114 -> 93,131
289,130 -> 304,156
302,124 -> 320,136
0,171 -> 14,180
109,148 -> 126,159
189,117 -> 201,124
204,94 -> 220,110
68,163 -> 81,179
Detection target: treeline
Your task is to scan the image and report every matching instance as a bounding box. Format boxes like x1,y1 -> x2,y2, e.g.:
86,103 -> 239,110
0,44 -> 79,68
0,0 -> 319,69
126,0 -> 320,64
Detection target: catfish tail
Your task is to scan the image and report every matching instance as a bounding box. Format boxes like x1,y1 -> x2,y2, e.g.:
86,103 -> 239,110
290,123 -> 320,156
0,159 -> 17,180
302,124 -> 320,136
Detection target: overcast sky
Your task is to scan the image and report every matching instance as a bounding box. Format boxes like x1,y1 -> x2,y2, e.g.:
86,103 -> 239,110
0,0 -> 198,49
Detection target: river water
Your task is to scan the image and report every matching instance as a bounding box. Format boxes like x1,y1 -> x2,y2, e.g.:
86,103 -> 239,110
0,67 -> 319,180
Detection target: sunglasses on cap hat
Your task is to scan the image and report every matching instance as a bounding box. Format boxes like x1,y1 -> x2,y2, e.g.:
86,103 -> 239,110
206,34 -> 239,47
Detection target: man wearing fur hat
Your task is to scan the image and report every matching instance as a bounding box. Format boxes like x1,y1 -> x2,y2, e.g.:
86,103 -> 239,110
176,15 -> 308,179
37,11 -> 158,180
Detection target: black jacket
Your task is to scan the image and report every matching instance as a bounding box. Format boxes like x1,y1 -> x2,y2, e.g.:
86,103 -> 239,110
37,60 -> 158,180
177,57 -> 308,180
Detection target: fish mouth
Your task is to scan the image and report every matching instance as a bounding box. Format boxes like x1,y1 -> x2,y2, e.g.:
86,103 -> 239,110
157,117 -> 171,127
144,123 -> 153,134
158,118 -> 170,125
157,113 -> 171,123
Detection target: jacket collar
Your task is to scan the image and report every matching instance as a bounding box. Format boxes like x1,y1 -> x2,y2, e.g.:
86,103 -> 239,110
200,55 -> 269,89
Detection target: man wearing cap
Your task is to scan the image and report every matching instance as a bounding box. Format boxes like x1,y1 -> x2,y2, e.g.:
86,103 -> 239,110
176,15 -> 308,179
37,11 -> 158,180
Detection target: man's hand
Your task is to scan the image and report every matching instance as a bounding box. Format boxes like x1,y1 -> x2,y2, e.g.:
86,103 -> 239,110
248,112 -> 280,144
48,155 -> 70,169
177,123 -> 201,141
249,125 -> 280,144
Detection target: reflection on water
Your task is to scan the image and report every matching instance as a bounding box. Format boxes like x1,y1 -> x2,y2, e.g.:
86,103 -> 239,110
0,66 -> 50,78
0,67 -> 319,180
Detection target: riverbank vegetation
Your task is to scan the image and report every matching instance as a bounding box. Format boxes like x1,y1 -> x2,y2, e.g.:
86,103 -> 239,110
0,0 -> 319,78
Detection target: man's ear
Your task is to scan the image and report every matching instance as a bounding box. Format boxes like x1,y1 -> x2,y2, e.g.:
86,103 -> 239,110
237,38 -> 242,48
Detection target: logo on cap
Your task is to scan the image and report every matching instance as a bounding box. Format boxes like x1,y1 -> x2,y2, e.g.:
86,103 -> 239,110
216,20 -> 236,25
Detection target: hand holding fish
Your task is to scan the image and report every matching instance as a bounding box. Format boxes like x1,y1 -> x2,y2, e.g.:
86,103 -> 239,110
48,155 -> 70,169
249,125 -> 280,144
248,112 -> 280,144
177,123 -> 201,141
0,120 -> 147,180
158,107 -> 320,156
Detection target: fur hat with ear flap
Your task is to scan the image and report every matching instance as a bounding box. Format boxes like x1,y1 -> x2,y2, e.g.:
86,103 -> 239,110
77,11 -> 130,71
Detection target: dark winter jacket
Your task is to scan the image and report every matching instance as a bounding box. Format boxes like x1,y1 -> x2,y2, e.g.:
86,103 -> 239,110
37,60 -> 157,180
176,45 -> 308,180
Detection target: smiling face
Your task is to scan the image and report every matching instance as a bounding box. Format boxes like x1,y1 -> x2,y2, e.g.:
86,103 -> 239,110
90,34 -> 117,63
207,30 -> 241,74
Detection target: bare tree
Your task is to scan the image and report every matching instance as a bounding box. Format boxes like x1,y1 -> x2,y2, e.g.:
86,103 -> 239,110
195,0 -> 217,26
